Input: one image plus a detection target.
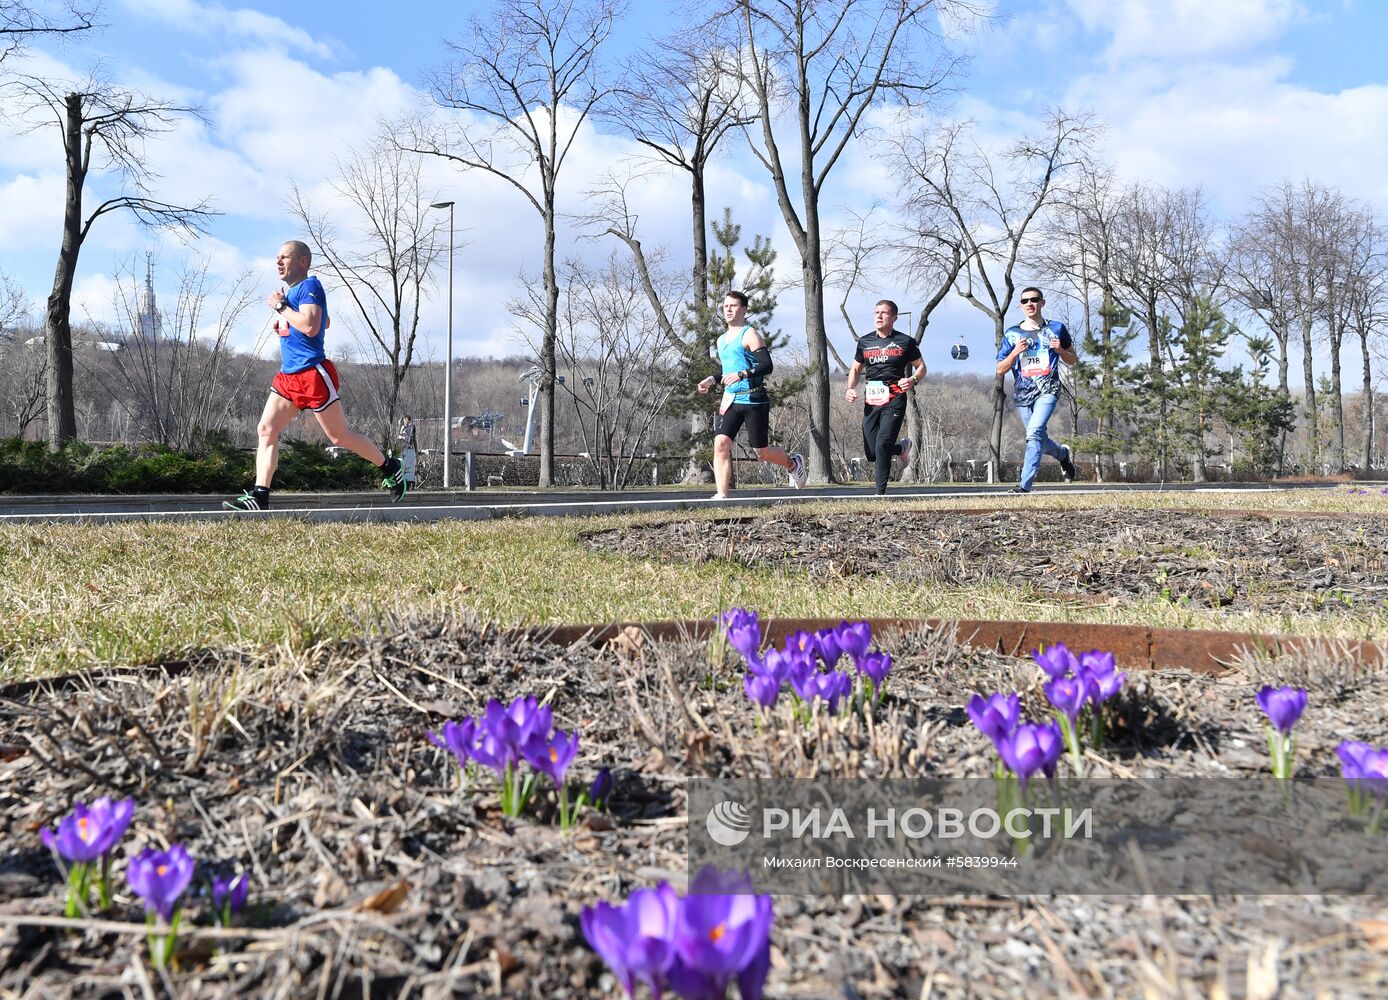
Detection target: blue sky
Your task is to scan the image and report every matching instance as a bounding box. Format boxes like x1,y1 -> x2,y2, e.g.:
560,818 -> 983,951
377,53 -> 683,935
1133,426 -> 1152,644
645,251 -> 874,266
2,0 -> 1386,380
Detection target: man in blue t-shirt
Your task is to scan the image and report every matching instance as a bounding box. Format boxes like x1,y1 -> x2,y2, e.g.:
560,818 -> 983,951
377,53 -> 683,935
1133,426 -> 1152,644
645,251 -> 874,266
224,240 -> 409,511
995,286 -> 1080,493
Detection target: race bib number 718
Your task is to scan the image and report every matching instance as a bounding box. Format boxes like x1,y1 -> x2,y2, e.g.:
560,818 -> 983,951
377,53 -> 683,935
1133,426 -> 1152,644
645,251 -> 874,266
1019,340 -> 1051,379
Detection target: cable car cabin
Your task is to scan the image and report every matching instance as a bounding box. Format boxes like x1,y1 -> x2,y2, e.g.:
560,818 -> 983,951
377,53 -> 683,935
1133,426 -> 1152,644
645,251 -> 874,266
950,340 -> 969,361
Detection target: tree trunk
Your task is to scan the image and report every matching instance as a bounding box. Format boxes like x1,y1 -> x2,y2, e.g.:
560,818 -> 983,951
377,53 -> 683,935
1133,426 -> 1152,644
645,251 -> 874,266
1272,316 -> 1290,475
1299,317 -> 1318,471
683,160 -> 713,483
800,229 -> 832,482
989,314 -> 1005,472
1145,297 -> 1166,479
46,92 -> 85,448
1329,329 -> 1344,469
539,209 -> 557,487
1361,329 -> 1374,472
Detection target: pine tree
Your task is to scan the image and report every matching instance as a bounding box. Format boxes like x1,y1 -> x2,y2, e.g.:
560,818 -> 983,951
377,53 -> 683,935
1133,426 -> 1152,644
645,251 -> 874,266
1068,292 -> 1138,477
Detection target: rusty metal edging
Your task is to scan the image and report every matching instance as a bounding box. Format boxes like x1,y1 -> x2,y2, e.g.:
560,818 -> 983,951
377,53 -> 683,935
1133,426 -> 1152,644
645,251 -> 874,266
533,617 -> 1385,676
3,617 -> 1381,701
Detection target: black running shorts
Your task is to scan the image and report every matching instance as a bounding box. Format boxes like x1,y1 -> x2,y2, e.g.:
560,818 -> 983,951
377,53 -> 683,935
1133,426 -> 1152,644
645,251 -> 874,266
713,403 -> 770,449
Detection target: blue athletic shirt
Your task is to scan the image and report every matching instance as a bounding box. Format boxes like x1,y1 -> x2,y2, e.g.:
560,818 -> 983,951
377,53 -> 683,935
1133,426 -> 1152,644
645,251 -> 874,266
997,319 -> 1071,406
716,325 -> 768,405
278,275 -> 329,374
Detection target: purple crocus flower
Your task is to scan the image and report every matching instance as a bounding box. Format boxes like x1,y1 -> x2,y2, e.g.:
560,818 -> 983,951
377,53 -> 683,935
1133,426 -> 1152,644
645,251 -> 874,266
467,731 -> 517,777
484,696 -> 554,749
1338,741 -> 1388,789
126,844 -> 195,922
855,651 -> 892,687
720,609 -> 761,661
1255,685 -> 1308,735
590,767 -> 613,810
1078,650 -> 1126,703
835,621 -> 872,663
1033,642 -> 1079,679
997,721 -> 1064,793
669,891 -> 774,1000
744,672 -> 780,709
785,630 -> 818,658
211,872 -> 249,915
966,693 -> 1020,747
767,647 -> 815,689
818,671 -> 854,714
753,647 -> 796,683
581,883 -> 681,998
814,628 -> 844,667
426,717 -> 477,770
40,797 -> 135,864
1044,675 -> 1090,724
522,728 -> 579,787
1337,741 -> 1374,789
790,668 -> 850,710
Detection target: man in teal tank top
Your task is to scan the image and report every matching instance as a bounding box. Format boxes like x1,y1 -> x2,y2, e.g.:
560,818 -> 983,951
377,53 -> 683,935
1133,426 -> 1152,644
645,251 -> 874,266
696,290 -> 807,499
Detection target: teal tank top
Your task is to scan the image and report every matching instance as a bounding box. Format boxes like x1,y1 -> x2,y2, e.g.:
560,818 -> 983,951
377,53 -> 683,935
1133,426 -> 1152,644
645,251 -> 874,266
717,325 -> 762,405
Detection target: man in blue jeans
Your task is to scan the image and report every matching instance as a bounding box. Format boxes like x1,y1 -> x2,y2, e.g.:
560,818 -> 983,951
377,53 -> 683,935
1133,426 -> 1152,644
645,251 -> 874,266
996,286 -> 1079,493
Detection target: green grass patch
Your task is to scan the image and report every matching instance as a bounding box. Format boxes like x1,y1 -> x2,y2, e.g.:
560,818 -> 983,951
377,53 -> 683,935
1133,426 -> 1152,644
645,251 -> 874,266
2,488 -> 1385,682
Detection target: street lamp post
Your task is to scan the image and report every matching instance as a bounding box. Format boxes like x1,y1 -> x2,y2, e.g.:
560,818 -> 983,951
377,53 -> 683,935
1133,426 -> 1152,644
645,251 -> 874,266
430,201 -> 455,489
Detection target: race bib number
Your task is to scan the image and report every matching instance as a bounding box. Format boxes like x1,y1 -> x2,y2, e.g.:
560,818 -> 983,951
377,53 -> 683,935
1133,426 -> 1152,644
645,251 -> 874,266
719,390 -> 736,414
865,381 -> 891,406
1018,338 -> 1051,379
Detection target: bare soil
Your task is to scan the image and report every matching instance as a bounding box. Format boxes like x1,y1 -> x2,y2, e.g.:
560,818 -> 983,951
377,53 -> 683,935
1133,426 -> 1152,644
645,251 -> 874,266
583,507 -> 1388,614
1,615 -> 1386,998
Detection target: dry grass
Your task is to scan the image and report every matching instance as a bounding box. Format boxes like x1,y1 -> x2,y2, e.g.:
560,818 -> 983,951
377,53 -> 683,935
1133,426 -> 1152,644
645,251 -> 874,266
1,486 -> 1383,682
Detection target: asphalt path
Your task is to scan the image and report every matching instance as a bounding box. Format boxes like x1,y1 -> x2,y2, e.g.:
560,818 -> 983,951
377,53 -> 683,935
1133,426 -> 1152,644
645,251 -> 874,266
0,481 -> 1339,526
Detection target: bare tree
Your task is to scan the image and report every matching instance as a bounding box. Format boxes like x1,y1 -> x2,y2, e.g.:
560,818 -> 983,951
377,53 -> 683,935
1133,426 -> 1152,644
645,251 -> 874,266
1230,180 -> 1345,471
723,0 -> 978,482
0,309 -> 46,437
604,31 -> 750,316
1108,183 -> 1216,478
518,253 -> 678,488
1334,204 -> 1384,472
289,137 -> 445,442
598,34 -> 752,480
1034,162 -> 1132,478
97,256 -> 257,448
0,269 -> 23,329
897,111 -> 1096,470
2,72 -> 215,447
824,193 -> 963,481
0,1 -> 95,64
403,0 -> 619,487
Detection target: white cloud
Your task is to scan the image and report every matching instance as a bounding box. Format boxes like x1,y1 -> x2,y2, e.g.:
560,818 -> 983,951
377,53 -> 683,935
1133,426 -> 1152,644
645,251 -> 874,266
1064,58 -> 1388,214
117,0 -> 337,60
1066,0 -> 1304,64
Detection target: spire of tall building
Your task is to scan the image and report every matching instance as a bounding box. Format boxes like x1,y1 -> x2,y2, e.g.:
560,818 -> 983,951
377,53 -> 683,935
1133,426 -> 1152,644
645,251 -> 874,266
136,252 -> 160,343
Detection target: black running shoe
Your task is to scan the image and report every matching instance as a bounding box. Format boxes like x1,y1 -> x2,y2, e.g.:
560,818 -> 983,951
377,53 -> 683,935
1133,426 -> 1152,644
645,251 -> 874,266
1008,486 -> 1032,494
382,458 -> 409,503
1058,444 -> 1079,482
223,490 -> 266,511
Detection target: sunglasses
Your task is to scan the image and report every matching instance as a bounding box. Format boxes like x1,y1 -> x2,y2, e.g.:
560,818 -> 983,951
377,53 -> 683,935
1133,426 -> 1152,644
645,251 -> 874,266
1020,296 -> 1043,304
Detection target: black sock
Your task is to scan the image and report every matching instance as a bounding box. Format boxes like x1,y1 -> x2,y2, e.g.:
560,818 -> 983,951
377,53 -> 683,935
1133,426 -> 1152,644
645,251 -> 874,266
251,485 -> 270,502
380,456 -> 400,473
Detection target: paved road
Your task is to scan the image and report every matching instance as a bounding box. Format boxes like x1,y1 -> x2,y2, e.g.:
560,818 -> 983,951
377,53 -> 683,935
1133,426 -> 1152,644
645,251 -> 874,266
0,481 -> 1338,526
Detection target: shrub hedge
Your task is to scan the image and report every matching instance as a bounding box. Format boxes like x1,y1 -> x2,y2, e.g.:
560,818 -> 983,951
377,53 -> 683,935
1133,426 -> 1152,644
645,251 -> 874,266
0,434 -> 379,494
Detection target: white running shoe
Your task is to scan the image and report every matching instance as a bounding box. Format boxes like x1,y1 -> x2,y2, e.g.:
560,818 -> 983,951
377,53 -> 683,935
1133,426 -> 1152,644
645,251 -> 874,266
896,437 -> 912,468
710,492 -> 731,500
789,453 -> 808,489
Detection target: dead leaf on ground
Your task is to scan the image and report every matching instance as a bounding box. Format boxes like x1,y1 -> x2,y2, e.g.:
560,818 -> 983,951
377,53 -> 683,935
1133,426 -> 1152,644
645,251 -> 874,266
357,880 -> 411,915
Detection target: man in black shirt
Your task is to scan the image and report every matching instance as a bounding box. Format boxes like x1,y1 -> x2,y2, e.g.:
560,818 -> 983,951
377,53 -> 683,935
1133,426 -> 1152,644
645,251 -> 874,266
844,300 -> 925,494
